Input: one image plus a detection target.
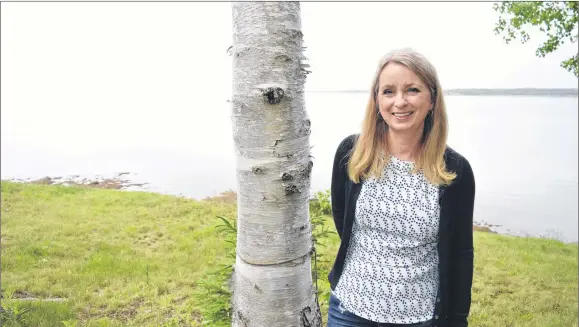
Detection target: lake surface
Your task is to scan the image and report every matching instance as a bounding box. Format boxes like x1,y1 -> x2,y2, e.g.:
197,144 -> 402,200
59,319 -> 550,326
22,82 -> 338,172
2,93 -> 578,242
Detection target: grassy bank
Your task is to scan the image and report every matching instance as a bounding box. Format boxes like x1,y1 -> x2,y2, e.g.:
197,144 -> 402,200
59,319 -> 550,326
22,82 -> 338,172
1,181 -> 577,326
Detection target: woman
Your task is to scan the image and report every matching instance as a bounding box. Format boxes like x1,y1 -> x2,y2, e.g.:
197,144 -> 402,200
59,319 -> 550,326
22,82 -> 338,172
328,48 -> 475,327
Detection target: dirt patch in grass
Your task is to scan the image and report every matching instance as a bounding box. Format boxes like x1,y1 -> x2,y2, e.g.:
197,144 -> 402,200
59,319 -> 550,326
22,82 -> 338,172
107,297 -> 144,322
190,310 -> 203,324
3,289 -> 67,302
12,290 -> 34,298
78,305 -> 105,322
76,297 -> 144,323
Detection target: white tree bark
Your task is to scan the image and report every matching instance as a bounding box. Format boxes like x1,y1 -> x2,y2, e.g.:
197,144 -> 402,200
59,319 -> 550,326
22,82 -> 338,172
230,2 -> 321,327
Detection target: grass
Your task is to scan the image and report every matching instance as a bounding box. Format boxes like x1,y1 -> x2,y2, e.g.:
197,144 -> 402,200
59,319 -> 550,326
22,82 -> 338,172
1,181 -> 578,327
1,181 -> 236,326
468,233 -> 578,327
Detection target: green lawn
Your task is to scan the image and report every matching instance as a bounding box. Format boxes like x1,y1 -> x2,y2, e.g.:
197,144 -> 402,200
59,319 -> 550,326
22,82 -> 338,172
1,181 -> 577,327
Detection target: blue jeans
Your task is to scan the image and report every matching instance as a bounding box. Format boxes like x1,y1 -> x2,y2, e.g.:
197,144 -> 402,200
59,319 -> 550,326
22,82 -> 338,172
327,293 -> 433,327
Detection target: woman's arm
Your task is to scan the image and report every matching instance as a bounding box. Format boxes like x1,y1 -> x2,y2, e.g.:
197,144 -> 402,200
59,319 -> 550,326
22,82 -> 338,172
447,158 -> 476,327
330,135 -> 355,239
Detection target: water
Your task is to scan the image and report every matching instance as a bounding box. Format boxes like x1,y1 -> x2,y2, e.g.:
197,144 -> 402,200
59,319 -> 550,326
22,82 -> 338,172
2,93 -> 577,243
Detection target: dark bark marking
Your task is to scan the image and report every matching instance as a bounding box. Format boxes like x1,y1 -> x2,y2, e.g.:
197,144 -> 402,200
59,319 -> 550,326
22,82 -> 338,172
281,173 -> 293,181
275,54 -> 292,62
252,166 -> 265,174
300,161 -> 314,178
284,184 -> 299,195
300,305 -> 322,327
273,139 -> 281,147
299,119 -> 312,136
284,29 -> 304,40
237,310 -> 250,327
262,87 -> 284,105
294,223 -> 308,236
274,151 -> 294,159
253,283 -> 262,293
300,306 -> 312,327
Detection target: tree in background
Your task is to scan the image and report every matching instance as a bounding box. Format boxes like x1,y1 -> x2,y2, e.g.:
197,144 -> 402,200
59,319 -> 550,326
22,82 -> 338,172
229,2 -> 321,326
493,1 -> 579,77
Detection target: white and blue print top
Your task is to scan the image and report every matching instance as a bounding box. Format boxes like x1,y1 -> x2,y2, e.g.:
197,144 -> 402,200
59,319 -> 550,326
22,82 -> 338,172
334,155 -> 441,324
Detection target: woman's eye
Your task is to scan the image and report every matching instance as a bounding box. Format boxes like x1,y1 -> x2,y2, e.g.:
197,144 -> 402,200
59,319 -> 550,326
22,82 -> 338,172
408,88 -> 420,93
383,89 -> 393,95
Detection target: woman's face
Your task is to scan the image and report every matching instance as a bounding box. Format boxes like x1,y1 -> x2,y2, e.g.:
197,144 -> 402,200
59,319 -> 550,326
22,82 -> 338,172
376,62 -> 433,135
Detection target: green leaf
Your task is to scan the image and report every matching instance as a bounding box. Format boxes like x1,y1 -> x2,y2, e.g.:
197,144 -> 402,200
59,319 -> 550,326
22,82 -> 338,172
492,1 -> 579,76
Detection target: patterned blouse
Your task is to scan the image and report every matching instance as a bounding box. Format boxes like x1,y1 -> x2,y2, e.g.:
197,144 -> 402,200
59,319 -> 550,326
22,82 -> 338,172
333,155 -> 441,324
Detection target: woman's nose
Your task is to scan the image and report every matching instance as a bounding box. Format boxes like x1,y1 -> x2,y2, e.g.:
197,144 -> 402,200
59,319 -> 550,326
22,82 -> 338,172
394,94 -> 408,108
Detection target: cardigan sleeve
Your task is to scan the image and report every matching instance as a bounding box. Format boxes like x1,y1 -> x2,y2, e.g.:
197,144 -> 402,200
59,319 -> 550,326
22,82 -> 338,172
447,158 -> 476,327
330,135 -> 356,240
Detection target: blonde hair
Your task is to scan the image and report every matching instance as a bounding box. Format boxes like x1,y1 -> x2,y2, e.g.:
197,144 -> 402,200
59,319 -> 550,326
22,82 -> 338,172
348,48 -> 456,185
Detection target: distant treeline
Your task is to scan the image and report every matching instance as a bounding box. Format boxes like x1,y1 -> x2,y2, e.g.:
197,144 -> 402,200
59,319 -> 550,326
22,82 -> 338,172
309,88 -> 578,96
444,88 -> 578,96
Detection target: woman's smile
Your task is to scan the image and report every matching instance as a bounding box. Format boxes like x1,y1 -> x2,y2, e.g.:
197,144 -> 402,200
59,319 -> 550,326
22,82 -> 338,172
392,111 -> 414,120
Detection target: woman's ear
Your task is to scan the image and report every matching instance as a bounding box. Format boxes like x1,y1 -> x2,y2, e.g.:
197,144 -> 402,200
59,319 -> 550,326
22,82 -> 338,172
430,87 -> 437,104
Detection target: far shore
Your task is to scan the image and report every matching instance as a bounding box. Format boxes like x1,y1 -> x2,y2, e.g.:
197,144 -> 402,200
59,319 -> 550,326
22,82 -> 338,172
307,88 -> 579,96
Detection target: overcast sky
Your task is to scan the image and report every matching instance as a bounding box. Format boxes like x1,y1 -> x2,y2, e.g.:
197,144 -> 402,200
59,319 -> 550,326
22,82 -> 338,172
301,2 -> 578,90
2,2 -> 578,98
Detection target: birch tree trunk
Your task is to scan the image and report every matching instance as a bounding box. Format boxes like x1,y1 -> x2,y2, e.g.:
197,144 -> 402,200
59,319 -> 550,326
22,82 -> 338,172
230,2 -> 321,327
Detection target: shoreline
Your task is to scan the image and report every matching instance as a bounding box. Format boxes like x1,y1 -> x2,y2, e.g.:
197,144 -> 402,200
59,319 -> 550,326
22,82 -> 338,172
5,173 -> 148,191
2,174 -> 574,243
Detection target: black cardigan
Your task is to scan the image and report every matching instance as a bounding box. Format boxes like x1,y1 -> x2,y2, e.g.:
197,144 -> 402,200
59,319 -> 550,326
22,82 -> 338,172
328,134 -> 475,327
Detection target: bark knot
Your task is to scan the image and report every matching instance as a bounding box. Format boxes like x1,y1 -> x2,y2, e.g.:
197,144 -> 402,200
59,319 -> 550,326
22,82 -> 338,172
299,119 -> 312,136
262,87 -> 284,105
275,54 -> 292,62
301,161 -> 314,178
284,184 -> 299,195
252,166 -> 265,174
281,173 -> 293,181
